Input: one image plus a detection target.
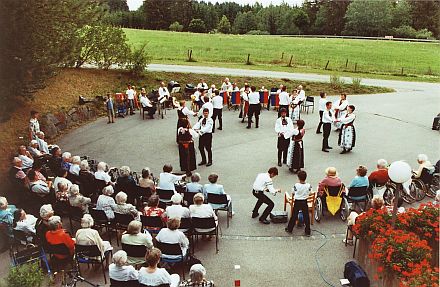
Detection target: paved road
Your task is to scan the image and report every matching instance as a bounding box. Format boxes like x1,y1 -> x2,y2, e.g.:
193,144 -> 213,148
2,66 -> 438,286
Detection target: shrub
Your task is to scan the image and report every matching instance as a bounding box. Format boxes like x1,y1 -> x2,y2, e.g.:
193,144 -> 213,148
125,44 -> 151,77
217,15 -> 231,34
415,28 -> 434,40
188,19 -> 206,33
351,77 -> 362,91
7,262 -> 45,287
169,21 -> 183,32
392,25 -> 417,38
246,30 -> 270,35
329,74 -> 345,90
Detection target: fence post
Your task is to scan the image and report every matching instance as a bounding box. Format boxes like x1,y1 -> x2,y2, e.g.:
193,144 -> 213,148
288,55 -> 293,67
246,54 -> 251,65
281,52 -> 284,60
355,63 -> 357,72
401,67 -> 404,75
189,50 -> 193,61
325,60 -> 330,70
345,59 -> 349,68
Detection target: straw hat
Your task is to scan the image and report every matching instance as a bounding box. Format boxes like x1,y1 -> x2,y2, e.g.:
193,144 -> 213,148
325,167 -> 338,177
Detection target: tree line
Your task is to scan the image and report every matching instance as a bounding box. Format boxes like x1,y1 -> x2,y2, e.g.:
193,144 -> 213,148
104,0 -> 440,39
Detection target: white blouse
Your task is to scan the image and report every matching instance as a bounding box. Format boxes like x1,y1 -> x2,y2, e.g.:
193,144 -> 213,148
109,264 -> 138,282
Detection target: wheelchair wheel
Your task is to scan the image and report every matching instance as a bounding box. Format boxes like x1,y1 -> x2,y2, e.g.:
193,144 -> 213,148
402,183 -> 416,204
427,174 -> 440,198
412,179 -> 426,201
314,197 -> 322,222
383,184 -> 395,206
340,197 -> 350,221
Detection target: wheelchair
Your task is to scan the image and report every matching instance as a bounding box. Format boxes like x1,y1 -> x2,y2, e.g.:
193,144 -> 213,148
413,167 -> 440,198
371,181 -> 396,206
314,185 -> 350,222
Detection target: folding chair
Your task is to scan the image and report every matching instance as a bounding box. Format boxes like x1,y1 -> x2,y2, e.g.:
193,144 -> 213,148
302,96 -> 315,114
346,186 -> 369,212
89,208 -> 114,243
156,242 -> 188,279
10,245 -> 51,276
68,205 -> 84,234
75,244 -> 112,284
206,193 -> 232,228
44,243 -> 73,271
141,215 -> 164,235
191,217 -> 219,254
110,278 -> 140,287
114,213 -> 134,246
136,186 -> 152,209
183,192 -> 195,207
156,189 -> 174,205
121,243 -> 148,267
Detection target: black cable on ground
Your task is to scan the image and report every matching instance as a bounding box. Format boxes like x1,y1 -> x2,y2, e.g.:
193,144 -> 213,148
312,229 -> 338,287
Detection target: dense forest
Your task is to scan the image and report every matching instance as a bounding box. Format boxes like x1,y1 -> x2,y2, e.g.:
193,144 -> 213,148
104,0 -> 440,39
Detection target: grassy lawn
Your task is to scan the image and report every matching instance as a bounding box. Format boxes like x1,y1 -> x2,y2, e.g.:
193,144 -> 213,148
124,29 -> 440,82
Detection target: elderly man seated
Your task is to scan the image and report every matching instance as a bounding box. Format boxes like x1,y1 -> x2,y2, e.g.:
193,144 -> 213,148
9,157 -> 26,187
28,140 -> 45,158
18,145 -> 34,171
368,159 -> 389,187
140,89 -> 156,119
94,162 -> 113,185
413,154 -> 435,179
27,169 -> 51,198
113,191 -> 140,220
36,131 -> 50,154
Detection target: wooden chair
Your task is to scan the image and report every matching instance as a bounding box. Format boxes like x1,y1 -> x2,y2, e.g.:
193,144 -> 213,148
284,191 -> 317,225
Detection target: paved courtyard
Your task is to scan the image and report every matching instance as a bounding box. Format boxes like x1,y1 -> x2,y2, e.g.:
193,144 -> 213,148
2,67 -> 438,286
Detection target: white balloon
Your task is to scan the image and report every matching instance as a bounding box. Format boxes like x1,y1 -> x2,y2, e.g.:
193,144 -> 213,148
388,161 -> 412,183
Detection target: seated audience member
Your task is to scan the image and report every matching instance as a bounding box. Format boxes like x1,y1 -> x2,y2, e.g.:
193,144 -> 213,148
140,90 -> 156,119
0,196 -> 17,238
156,218 -> 189,259
113,191 -> 140,220
10,157 -> 26,184
69,156 -> 81,176
45,215 -> 75,259
139,167 -> 156,192
138,248 -> 180,287
75,214 -> 113,258
204,173 -> 234,214
179,264 -> 214,287
186,173 -> 203,194
35,204 -> 54,246
344,196 -> 385,245
317,167 -> 344,210
48,147 -> 63,176
109,250 -> 139,282
368,159 -> 389,188
32,160 -> 49,183
159,164 -> 186,192
13,208 -> 37,235
27,169 -> 51,197
95,162 -> 112,184
413,154 -> 435,178
121,220 -> 153,265
348,165 -> 369,189
78,160 -> 97,198
36,131 -> 50,154
143,195 -> 166,222
53,169 -> 72,193
116,166 -> 137,205
28,140 -> 44,158
96,186 -> 116,220
166,194 -> 190,219
68,184 -> 91,213
18,145 -> 34,171
61,152 -> 72,171
189,193 -> 218,236
55,180 -> 70,203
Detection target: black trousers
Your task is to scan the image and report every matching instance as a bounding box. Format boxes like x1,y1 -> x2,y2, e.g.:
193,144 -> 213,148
212,108 -> 223,131
252,190 -> 274,221
316,111 -> 323,133
322,123 -> 331,150
286,199 -> 310,234
199,133 -> 212,163
277,137 -> 289,164
248,104 -> 260,128
278,105 -> 289,117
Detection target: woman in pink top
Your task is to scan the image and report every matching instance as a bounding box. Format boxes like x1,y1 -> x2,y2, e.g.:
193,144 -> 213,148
318,167 -> 343,196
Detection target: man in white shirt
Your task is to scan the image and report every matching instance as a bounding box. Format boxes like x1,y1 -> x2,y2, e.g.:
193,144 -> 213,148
297,85 -> 306,102
140,90 -> 156,119
252,167 -> 281,224
322,101 -> 335,152
197,96 -> 213,119
316,92 -> 327,134
275,108 -> 294,166
158,81 -> 170,106
278,86 -> 291,117
29,110 -> 40,140
207,84 -> 216,98
196,79 -> 208,90
36,131 -> 50,154
211,90 -> 224,131
246,86 -> 261,129
159,164 -> 186,192
193,109 -> 214,166
126,84 -> 135,115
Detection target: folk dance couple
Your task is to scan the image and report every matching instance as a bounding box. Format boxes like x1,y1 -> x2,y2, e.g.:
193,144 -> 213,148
275,108 -> 305,173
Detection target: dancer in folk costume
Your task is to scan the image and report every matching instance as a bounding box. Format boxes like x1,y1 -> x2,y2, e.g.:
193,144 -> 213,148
176,100 -> 197,143
287,119 -> 305,173
274,108 -> 294,167
177,118 -> 198,175
333,93 -> 349,130
290,89 -> 304,123
337,105 -> 356,154
240,83 -> 250,123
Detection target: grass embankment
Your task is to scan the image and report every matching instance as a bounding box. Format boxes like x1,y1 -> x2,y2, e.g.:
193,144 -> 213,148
125,29 -> 440,82
0,68 -> 392,195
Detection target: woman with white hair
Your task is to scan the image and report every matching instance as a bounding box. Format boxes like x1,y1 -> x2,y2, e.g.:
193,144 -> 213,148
35,204 -> 54,246
413,154 -> 434,179
138,248 -> 180,287
139,167 -> 156,192
69,184 -> 91,213
179,264 -> 214,287
166,193 -> 190,219
189,193 -> 217,237
69,156 -> 81,176
96,186 -> 116,220
109,250 -> 139,282
113,191 -> 140,220
116,166 -> 137,205
368,159 -> 389,188
78,160 -> 97,198
45,215 -> 75,259
75,214 -> 113,258
53,169 -> 72,193
61,152 -> 72,171
156,218 -> 189,259
94,162 -> 112,184
121,220 -> 153,265
0,196 -> 17,238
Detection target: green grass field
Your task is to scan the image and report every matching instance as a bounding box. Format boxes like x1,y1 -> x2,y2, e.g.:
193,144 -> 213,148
124,29 -> 440,82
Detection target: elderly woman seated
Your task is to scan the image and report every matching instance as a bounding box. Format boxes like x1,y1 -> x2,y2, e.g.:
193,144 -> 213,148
61,152 -> 72,171
139,167 -> 156,192
179,264 -> 214,287
35,204 -> 54,246
166,194 -> 190,220
113,191 -> 140,220
36,131 -> 50,154
68,184 -> 91,213
27,169 -> 51,198
13,208 -> 37,235
121,220 -> 153,265
186,173 -> 203,194
69,156 -> 81,176
413,154 -> 435,179
94,162 -> 113,185
317,167 -> 345,211
28,140 -> 45,158
18,145 -> 34,171
45,215 -> 75,260
156,217 -> 189,259
203,173 -> 234,215
116,166 -> 137,205
53,169 -> 72,194
0,196 -> 17,239
189,193 -> 218,239
138,248 -> 180,287
75,214 -> 113,259
109,250 -> 139,283
78,160 -> 97,198
143,195 -> 166,219
96,186 -> 116,220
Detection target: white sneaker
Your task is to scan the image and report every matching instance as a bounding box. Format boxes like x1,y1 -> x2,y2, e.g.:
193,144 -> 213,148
342,239 -> 353,246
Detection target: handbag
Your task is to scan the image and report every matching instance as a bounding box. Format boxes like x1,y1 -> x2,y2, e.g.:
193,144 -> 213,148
270,211 -> 288,223
325,187 -> 343,216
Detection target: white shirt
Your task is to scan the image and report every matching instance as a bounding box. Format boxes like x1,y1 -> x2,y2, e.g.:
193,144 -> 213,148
212,95 -> 223,109
156,228 -> 189,257
166,205 -> 190,219
29,118 -> 40,137
15,214 -> 38,234
19,154 -> 34,169
339,113 -> 356,124
334,99 -> 349,112
275,117 -> 294,139
69,164 -> 80,176
36,137 -> 49,154
138,267 -> 173,286
158,87 -> 170,100
322,109 -> 335,124
297,89 -> 306,101
221,82 -> 232,92
109,264 -> 139,282
189,204 -> 217,220
193,117 -> 213,135
197,82 -> 208,90
140,96 -> 152,108
253,173 -> 277,194
248,92 -> 260,104
126,89 -> 135,100
197,102 -> 213,118
193,90 -> 201,101
278,91 -> 291,105
30,180 -> 50,195
52,177 -> 72,193
159,172 -> 184,192
291,182 -> 312,200
318,98 -> 327,112
181,106 -> 196,116
94,170 -> 112,183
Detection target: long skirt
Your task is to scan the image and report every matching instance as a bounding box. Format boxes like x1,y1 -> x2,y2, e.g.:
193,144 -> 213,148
334,111 -> 347,129
338,125 -> 356,150
287,140 -> 304,170
290,106 -> 300,122
178,142 -> 196,173
176,118 -> 188,142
